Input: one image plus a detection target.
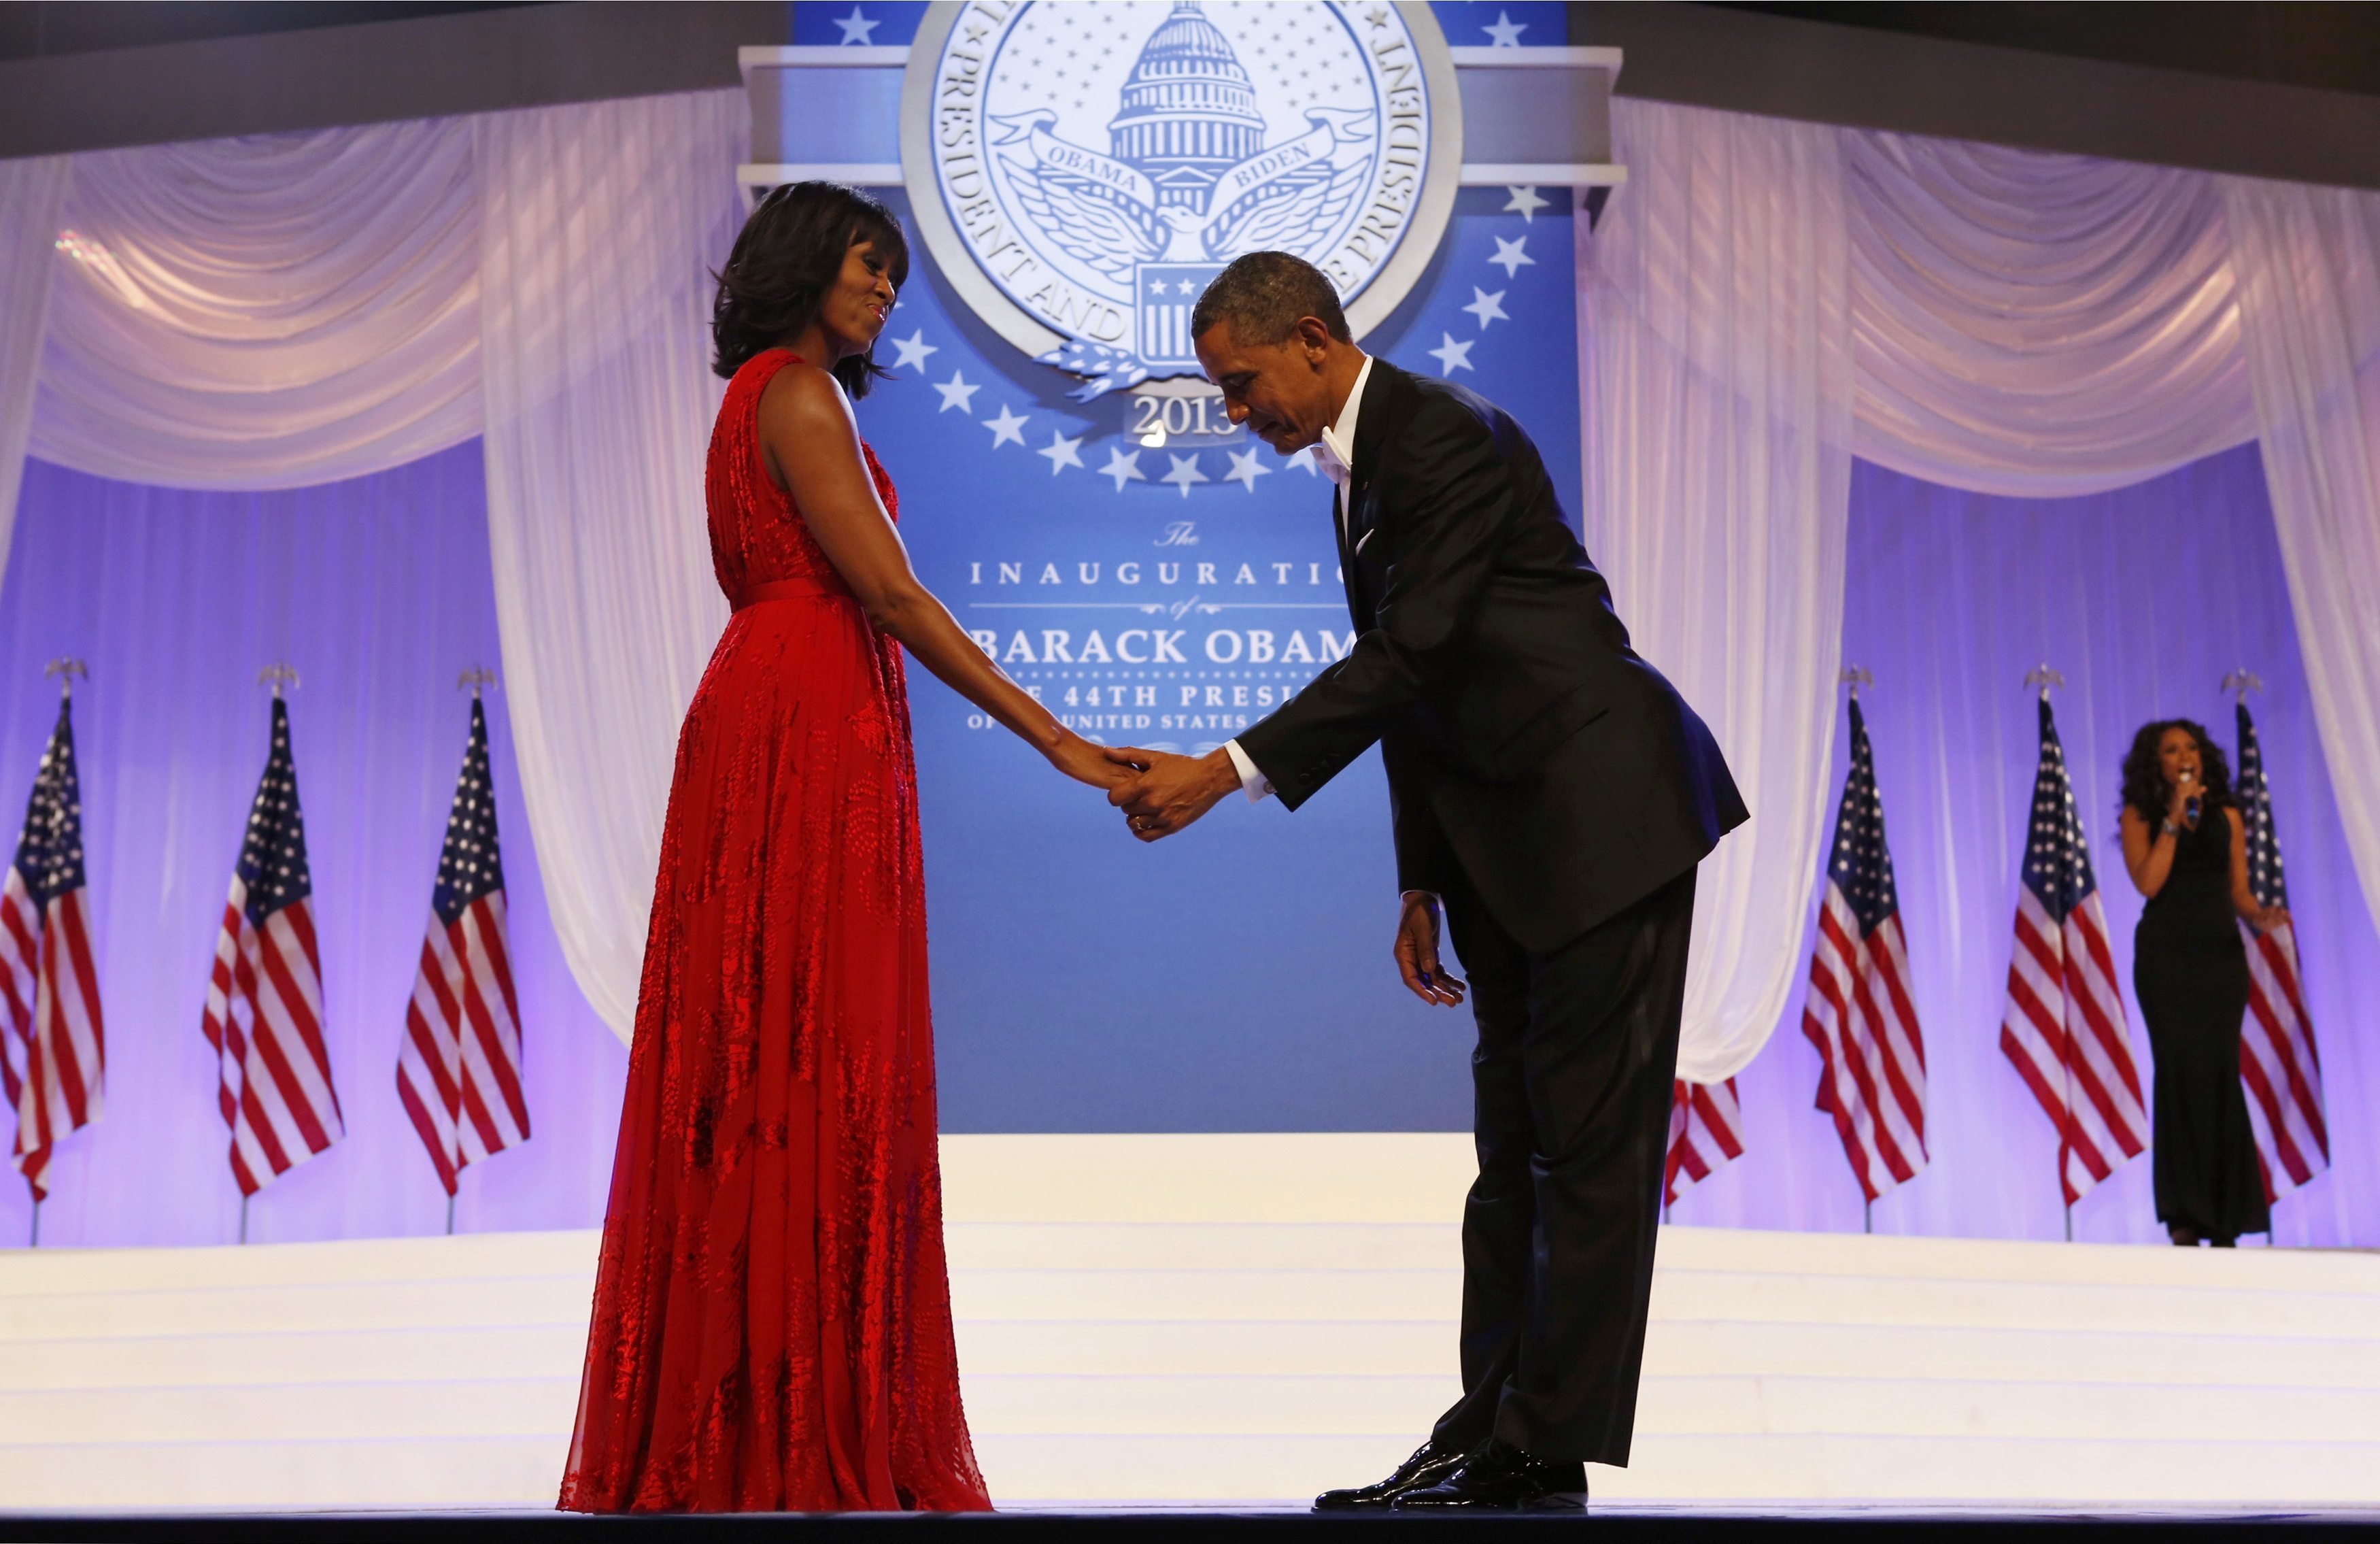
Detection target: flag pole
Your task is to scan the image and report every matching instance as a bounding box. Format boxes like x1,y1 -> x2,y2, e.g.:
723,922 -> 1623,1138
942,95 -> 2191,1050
1846,663 -> 1873,1247
239,664 -> 291,1254
450,667 -> 498,1245
1844,662 -> 1870,1264
29,661 -> 88,1252
2024,664 -> 2077,1245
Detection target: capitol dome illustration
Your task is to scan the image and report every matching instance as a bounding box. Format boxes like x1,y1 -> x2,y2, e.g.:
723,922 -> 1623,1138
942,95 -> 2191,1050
1108,1 -> 1269,212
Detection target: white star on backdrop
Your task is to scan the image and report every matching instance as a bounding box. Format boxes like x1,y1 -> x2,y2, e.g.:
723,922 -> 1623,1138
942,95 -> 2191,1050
1488,236 -> 1535,279
1462,287 -> 1510,328
1224,447 -> 1272,492
1481,10 -> 1527,46
1098,445 -> 1146,492
833,5 -> 879,45
982,404 -> 1030,448
933,370 -> 981,413
889,329 -> 937,372
1037,430 -> 1085,474
1284,445 -> 1321,476
1161,453 -> 1210,497
1427,333 -> 1475,373
1503,185 -> 1550,223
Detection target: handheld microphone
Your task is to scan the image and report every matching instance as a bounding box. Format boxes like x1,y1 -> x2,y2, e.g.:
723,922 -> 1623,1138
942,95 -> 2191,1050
2181,769 -> 2200,826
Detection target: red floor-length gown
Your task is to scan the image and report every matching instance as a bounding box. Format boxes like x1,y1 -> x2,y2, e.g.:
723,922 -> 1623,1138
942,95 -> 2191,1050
558,348 -> 991,1513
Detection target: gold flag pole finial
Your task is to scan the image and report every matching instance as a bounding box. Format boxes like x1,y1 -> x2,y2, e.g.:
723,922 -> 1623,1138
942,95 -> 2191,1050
44,658 -> 88,701
1839,665 -> 1873,701
2022,663 -> 2064,701
257,663 -> 300,699
2221,669 -> 2263,704
457,666 -> 498,699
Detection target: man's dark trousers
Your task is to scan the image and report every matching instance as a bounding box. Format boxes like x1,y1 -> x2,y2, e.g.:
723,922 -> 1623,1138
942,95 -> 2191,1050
1427,865 -> 1697,1468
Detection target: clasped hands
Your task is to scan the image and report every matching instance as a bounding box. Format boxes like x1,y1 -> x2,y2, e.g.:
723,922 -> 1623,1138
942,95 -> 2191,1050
1098,744 -> 1239,843
1081,743 -> 1467,1009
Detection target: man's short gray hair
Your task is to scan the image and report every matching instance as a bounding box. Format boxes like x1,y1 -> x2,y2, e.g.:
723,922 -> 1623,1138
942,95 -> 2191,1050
1191,251 -> 1352,346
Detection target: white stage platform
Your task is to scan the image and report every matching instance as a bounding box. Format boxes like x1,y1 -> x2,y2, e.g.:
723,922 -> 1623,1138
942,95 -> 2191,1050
0,1134 -> 2375,1510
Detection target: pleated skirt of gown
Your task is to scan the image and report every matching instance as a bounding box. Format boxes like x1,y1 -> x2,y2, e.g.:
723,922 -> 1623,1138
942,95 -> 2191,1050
557,590 -> 991,1513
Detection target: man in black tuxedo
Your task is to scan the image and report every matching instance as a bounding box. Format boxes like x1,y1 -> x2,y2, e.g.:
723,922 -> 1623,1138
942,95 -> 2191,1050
1108,252 -> 1747,1511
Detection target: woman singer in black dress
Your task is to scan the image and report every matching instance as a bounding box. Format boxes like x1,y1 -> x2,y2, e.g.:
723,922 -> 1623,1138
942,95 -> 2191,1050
2116,720 -> 2289,1246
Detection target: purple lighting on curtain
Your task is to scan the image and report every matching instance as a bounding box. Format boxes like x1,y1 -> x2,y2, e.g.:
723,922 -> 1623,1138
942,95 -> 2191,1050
0,444 -> 626,1247
1673,444 -> 2377,1247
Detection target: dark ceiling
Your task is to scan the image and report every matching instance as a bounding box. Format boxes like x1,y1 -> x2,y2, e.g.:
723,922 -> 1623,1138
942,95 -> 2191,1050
0,1 -> 540,61
4,1 -> 2377,101
1707,3 -> 2380,97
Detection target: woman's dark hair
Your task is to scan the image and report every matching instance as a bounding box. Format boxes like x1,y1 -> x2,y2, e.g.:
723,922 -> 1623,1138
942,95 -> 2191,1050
2121,719 -> 2232,825
711,181 -> 910,397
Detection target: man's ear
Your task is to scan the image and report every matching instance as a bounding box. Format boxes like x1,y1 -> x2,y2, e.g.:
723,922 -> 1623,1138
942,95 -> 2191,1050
1295,316 -> 1334,357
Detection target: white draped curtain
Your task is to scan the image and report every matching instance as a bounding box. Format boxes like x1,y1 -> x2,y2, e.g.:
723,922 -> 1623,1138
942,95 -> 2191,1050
0,90 -> 743,1043
1582,99 -> 1854,1083
477,91 -> 743,1038
2220,176 -> 2380,945
1586,98 -> 2380,1080
1849,134 -> 2254,497
32,122 -> 482,490
0,156 -> 68,588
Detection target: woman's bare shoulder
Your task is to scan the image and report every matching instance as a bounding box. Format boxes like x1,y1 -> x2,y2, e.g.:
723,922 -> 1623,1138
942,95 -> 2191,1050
758,357 -> 845,420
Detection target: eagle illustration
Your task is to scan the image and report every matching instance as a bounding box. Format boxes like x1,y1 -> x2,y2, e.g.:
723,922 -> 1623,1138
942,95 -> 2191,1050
989,107 -> 1378,283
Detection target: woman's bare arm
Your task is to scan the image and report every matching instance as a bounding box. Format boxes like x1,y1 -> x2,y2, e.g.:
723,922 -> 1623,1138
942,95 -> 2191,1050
756,363 -> 1121,787
2119,806 -> 2178,899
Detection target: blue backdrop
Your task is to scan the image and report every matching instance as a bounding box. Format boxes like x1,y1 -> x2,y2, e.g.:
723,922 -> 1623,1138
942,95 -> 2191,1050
869,173 -> 1582,1131
0,0 -> 2370,1246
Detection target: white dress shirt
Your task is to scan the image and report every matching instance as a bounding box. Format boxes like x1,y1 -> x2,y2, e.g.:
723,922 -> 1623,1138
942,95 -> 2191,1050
1223,354 -> 1372,802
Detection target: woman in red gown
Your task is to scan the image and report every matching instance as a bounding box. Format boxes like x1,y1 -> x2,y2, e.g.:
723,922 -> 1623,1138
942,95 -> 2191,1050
558,183 -> 1120,1513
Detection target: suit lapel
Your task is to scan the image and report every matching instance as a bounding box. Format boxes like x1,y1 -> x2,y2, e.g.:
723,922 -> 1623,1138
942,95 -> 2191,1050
1340,360 -> 1403,624
1345,358 -> 1399,544
1329,479 -> 1353,608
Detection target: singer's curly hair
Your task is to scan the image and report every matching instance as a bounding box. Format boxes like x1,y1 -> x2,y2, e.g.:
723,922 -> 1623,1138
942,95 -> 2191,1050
711,182 -> 908,397
2120,719 -> 2232,826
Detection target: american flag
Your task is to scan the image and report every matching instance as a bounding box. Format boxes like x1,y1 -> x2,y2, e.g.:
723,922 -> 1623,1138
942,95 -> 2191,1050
2234,702 -> 2328,1203
1666,1077 -> 1745,1206
1999,695 -> 2147,1206
201,697 -> 343,1196
1,697 -> 105,1201
396,697 -> 528,1195
1801,698 -> 1927,1201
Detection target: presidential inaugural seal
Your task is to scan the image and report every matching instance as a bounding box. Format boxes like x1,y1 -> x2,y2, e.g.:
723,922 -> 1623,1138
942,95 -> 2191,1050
902,1 -> 1461,398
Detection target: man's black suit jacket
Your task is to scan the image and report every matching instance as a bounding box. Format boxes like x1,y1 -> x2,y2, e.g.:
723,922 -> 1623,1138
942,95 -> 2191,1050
1236,358 -> 1748,954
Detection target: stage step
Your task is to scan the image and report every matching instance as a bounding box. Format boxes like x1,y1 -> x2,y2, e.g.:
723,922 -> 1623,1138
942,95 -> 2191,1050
0,1134 -> 2372,1508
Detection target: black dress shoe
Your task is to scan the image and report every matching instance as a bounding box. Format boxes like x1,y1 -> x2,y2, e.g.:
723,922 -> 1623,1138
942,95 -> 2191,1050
1392,1437 -> 1588,1511
1312,1439 -> 1470,1510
